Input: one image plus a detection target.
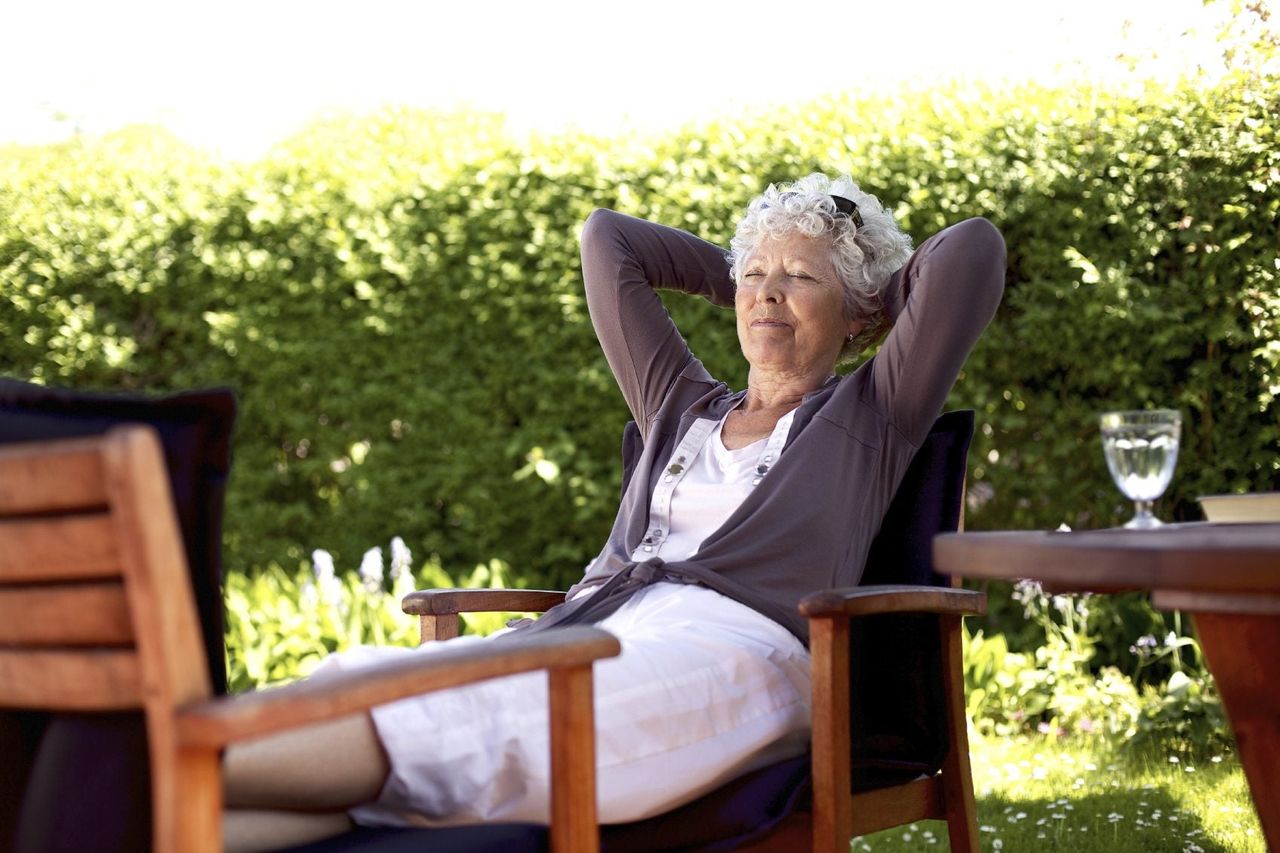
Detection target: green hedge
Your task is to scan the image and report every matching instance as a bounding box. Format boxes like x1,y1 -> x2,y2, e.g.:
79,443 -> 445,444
2,78 -> 1276,609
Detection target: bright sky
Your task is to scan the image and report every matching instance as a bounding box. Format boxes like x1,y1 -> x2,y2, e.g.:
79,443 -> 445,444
1,0 -> 1232,160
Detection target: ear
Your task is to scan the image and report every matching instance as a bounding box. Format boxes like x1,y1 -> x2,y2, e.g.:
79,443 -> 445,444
846,318 -> 867,340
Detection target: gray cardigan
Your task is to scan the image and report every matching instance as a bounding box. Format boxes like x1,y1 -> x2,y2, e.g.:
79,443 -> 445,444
522,208 -> 1005,645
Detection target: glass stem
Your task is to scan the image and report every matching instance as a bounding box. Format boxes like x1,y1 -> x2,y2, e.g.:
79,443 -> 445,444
1133,499 -> 1154,520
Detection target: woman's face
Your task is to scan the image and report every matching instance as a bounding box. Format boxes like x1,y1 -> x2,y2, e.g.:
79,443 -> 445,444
735,232 -> 864,378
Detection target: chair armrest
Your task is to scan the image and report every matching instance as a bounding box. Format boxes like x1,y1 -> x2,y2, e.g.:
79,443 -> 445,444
175,625 -> 618,749
799,584 -> 987,619
401,588 -> 567,616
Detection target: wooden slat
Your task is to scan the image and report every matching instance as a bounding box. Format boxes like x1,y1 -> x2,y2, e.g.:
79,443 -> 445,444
0,649 -> 141,709
0,581 -> 133,645
0,439 -> 108,515
848,777 -> 941,835
0,514 -> 119,581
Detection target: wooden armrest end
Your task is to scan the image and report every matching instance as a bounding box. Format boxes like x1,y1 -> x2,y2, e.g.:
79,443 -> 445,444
401,588 -> 567,616
799,585 -> 987,619
177,626 -> 618,748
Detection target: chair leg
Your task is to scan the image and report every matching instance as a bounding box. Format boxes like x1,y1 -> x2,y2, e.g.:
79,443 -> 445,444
417,614 -> 459,643
809,616 -> 852,853
939,615 -> 979,853
173,745 -> 223,853
548,665 -> 599,853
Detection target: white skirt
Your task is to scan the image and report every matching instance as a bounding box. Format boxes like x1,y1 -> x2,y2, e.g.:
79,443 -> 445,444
320,582 -> 811,827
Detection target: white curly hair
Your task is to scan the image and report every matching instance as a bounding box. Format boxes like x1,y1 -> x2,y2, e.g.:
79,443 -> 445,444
728,173 -> 913,360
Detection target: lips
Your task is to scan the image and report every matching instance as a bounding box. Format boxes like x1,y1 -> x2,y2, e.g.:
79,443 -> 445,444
750,316 -> 790,328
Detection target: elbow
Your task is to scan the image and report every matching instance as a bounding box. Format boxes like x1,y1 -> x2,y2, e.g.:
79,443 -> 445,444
580,207 -> 627,256
947,217 -> 1007,305
580,208 -> 634,302
953,217 -> 1007,270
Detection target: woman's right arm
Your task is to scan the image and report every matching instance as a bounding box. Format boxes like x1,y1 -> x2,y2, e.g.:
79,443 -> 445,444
580,209 -> 735,433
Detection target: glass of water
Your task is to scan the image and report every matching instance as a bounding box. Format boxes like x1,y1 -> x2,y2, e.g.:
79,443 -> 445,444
1099,409 -> 1181,529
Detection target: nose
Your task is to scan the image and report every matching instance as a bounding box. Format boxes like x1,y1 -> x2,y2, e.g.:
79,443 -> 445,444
758,271 -> 785,303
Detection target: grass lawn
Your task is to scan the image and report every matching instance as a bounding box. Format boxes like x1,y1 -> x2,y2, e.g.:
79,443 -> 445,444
853,735 -> 1264,851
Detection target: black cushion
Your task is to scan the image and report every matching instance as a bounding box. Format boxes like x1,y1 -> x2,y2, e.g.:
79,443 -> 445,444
601,753 -> 810,852
282,824 -> 550,853
282,754 -> 811,853
11,712 -> 153,853
851,409 -> 973,786
0,379 -> 236,853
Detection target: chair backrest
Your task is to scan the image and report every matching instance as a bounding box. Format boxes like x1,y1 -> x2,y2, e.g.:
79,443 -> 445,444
0,426 -> 211,850
0,379 -> 235,693
850,409 -> 974,789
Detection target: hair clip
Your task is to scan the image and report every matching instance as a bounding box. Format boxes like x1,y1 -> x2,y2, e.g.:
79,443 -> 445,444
830,195 -> 864,227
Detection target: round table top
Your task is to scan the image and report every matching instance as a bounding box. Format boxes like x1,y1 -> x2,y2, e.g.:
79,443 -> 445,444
933,522 -> 1280,594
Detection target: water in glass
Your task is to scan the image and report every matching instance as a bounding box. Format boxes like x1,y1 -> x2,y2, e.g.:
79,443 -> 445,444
1099,409 -> 1181,529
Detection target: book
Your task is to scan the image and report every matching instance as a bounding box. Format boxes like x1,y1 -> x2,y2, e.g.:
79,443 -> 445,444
1197,492 -> 1280,523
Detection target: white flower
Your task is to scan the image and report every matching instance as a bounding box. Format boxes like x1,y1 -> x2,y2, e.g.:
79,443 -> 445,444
312,549 -> 342,602
312,549 -> 335,582
390,536 -> 412,580
1012,579 -> 1043,601
360,547 -> 384,594
1012,579 -> 1045,617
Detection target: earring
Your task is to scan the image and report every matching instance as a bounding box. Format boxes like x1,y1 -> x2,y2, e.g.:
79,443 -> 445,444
845,333 -> 855,343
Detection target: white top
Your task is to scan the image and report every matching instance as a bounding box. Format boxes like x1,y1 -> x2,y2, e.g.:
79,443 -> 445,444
632,409 -> 796,562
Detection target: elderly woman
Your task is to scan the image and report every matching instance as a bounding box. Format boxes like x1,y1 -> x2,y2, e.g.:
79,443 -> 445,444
224,173 -> 1005,850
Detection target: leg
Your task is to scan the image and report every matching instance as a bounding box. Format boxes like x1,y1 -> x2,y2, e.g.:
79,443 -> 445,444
1192,611 -> 1280,851
223,810 -> 355,853
224,712 -> 389,810
349,584 -> 810,827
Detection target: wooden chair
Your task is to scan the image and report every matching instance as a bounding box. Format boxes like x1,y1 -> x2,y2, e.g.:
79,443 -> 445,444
0,426 -> 620,853
402,410 -> 985,852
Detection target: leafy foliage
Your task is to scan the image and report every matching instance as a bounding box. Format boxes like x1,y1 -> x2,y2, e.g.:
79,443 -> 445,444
2,71 -> 1276,614
966,581 -> 1231,757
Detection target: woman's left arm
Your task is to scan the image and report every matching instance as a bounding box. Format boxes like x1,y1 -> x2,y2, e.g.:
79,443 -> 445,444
872,217 -> 1006,444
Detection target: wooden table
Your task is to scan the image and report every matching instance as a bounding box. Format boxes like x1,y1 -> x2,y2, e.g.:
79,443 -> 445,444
934,523 -> 1280,849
